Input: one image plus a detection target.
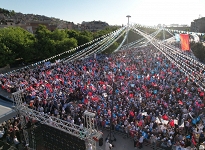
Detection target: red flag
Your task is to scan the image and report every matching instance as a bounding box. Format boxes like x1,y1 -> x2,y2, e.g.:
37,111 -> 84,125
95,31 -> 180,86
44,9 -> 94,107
138,120 -> 143,126
162,114 -> 169,120
91,96 -> 99,102
192,136 -> 197,146
130,111 -> 134,117
169,120 -> 175,127
84,99 -> 88,104
178,100 -> 183,105
180,34 -> 190,51
88,92 -> 92,96
200,92 -> 204,97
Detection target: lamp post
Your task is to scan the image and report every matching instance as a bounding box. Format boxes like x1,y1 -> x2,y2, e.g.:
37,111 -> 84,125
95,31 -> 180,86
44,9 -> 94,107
126,15 -> 131,45
105,80 -> 116,144
162,24 -> 165,41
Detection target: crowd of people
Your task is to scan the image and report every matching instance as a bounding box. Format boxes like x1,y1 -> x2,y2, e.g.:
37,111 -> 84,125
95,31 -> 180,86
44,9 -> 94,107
0,45 -> 205,149
0,115 -> 28,149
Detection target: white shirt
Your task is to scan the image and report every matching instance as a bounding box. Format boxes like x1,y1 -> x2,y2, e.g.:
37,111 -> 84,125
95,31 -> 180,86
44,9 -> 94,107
185,121 -> 189,127
80,123 -> 83,129
139,136 -> 144,143
13,137 -> 19,144
150,122 -> 153,128
0,130 -> 5,138
71,119 -> 74,124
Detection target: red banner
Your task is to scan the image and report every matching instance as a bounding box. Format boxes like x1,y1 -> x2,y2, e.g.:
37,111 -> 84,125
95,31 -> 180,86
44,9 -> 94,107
180,34 -> 190,51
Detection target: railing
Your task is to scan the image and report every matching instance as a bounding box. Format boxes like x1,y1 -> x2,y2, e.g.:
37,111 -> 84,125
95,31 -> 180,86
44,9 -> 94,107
0,92 -> 13,103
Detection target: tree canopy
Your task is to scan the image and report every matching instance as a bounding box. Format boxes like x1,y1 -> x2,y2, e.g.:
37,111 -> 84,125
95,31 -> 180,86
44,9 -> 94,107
191,42 -> 205,63
0,25 -> 204,68
0,25 -> 120,68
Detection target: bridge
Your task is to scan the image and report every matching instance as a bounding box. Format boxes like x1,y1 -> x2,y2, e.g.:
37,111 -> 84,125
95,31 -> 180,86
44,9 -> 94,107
0,21 -> 205,150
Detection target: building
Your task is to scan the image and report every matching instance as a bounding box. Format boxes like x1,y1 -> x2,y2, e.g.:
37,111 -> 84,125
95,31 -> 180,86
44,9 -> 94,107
81,20 -> 109,32
56,21 -> 75,30
25,21 -> 50,33
0,10 -> 110,33
191,17 -> 205,33
167,26 -> 190,32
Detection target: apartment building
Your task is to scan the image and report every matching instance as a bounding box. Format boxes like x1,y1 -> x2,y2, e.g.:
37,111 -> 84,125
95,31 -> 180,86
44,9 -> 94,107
191,17 -> 205,33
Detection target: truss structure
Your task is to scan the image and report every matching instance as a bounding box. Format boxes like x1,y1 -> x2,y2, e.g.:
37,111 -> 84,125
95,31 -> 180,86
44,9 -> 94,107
12,90 -> 103,150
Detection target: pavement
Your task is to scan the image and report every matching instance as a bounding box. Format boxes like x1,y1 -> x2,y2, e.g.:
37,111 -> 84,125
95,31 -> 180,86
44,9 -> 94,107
97,130 -> 155,150
0,100 -> 17,123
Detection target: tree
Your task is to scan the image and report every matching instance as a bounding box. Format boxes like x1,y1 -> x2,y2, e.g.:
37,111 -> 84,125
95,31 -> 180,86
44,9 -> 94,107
9,10 -> 15,16
102,42 -> 119,54
66,30 -> 79,39
51,29 -> 67,41
191,42 -> 205,63
76,35 -> 90,46
0,27 -> 35,66
55,38 -> 77,55
80,30 -> 93,41
34,25 -> 54,59
0,42 -> 14,67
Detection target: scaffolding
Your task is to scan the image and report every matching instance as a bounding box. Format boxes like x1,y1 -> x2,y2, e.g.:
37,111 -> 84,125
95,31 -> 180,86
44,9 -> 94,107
12,90 -> 103,150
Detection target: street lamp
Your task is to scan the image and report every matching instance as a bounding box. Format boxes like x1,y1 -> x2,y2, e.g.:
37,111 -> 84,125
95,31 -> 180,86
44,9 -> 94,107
126,15 -> 131,26
105,80 -> 116,144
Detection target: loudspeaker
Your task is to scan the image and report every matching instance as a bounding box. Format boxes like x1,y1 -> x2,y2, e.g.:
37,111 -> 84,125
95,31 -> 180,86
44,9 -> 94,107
99,137 -> 103,146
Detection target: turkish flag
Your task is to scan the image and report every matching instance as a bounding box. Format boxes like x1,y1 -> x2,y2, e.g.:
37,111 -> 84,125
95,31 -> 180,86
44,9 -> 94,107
88,92 -> 92,96
162,114 -> 169,120
130,111 -> 134,117
84,99 -> 88,104
169,120 -> 175,127
180,34 -> 190,51
178,100 -> 183,105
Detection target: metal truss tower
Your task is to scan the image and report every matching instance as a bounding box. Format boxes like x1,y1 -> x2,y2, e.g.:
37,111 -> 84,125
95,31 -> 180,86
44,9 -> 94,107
12,90 -> 103,150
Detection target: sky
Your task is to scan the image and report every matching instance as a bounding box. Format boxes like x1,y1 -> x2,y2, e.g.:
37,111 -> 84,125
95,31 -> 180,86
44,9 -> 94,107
1,0 -> 205,26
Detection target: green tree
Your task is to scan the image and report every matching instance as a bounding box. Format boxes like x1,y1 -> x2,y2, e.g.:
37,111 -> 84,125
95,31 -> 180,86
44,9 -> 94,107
0,42 -> 14,67
191,42 -> 205,63
76,35 -> 91,46
80,30 -> 93,41
51,29 -> 67,41
55,38 -> 77,55
102,42 -> 119,54
9,10 -> 15,16
67,30 -> 79,39
0,27 -> 35,66
35,25 -> 54,59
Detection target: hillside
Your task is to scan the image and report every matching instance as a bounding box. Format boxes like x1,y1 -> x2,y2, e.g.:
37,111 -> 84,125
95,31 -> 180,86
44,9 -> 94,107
0,7 -> 72,26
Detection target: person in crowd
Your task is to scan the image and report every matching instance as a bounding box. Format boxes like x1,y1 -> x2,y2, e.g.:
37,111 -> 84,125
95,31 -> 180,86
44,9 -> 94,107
138,134 -> 144,149
0,125 -> 5,140
13,135 -> 20,149
133,133 -> 138,149
0,45 -> 205,149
